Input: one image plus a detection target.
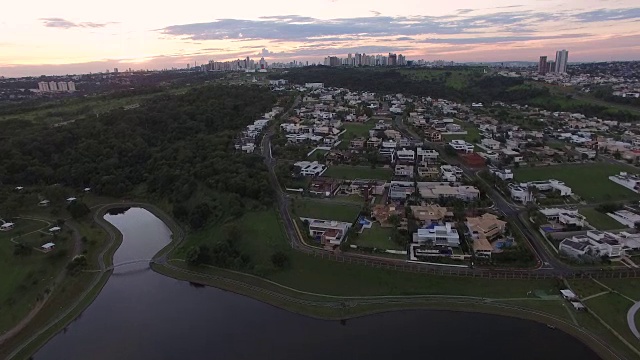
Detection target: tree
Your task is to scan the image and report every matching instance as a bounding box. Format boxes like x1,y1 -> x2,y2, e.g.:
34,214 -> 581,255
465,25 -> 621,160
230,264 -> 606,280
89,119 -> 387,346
67,201 -> 90,219
613,149 -> 622,160
387,214 -> 401,227
185,246 -> 202,265
271,251 -> 290,269
13,242 -> 32,256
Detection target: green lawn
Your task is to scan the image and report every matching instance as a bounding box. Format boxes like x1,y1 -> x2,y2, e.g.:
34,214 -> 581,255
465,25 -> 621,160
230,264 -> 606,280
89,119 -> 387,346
579,208 -> 626,230
342,122 -> 376,138
513,163 -> 640,203
324,165 -> 392,181
568,279 -> 609,298
293,198 -> 361,222
599,278 -> 640,300
354,223 -> 403,250
584,294 -> 638,346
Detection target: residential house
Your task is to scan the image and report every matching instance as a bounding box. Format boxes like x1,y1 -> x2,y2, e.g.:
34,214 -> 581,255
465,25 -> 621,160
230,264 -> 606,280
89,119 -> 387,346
41,243 -> 55,253
481,138 -> 501,151
371,204 -> 405,227
367,137 -> 382,148
488,166 -> 514,180
397,148 -> 416,162
309,177 -> 341,197
466,213 -> 507,258
417,148 -> 439,164
448,140 -> 474,153
410,205 -> 452,224
539,208 -> 586,230
424,129 -> 442,142
418,182 -> 480,201
350,137 -> 366,149
413,223 -> 460,247
560,231 -> 623,259
302,218 -> 352,245
417,166 -> 440,180
607,210 -> 640,228
440,165 -> 464,182
294,161 -> 327,177
395,165 -> 414,178
609,172 -> 640,193
0,223 -> 15,231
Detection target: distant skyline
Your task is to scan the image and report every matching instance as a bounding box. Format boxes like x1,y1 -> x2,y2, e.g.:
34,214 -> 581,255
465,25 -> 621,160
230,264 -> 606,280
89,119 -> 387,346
1,0 -> 640,77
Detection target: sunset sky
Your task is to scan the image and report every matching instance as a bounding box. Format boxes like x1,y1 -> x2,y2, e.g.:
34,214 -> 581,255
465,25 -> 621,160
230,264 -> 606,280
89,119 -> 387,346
1,0 -> 639,76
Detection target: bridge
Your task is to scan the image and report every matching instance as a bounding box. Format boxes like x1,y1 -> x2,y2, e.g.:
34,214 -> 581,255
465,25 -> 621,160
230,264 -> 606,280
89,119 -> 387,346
103,258 -> 157,271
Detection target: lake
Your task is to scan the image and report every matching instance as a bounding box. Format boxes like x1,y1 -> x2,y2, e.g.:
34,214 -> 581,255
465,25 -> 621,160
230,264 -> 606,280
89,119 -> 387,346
35,207 -> 601,360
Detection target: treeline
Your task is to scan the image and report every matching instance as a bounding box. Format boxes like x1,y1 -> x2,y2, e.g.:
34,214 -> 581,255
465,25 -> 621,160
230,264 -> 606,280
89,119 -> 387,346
0,85 -> 278,229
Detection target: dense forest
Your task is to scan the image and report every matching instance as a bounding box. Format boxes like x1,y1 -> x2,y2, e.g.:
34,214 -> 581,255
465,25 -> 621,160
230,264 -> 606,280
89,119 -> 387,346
275,67 -> 639,121
0,85 -> 278,229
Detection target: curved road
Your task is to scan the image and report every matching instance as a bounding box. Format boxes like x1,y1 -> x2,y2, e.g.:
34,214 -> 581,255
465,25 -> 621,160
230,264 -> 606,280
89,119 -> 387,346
627,301 -> 640,339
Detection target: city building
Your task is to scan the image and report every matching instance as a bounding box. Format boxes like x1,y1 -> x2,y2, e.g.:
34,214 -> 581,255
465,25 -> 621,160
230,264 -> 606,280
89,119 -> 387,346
538,56 -> 548,75
294,161 -> 327,177
508,183 -> 533,204
539,208 -> 586,230
417,148 -> 439,164
555,50 -> 569,74
448,140 -> 474,153
38,81 -> 50,92
522,180 -> 573,196
488,166 -> 514,180
57,81 -> 68,91
48,81 -> 58,92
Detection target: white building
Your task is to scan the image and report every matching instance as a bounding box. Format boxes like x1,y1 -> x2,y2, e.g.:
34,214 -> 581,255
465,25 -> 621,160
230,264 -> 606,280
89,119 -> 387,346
304,83 -> 324,89
38,81 -> 50,92
448,140 -> 474,153
396,148 -> 415,162
508,184 -> 532,204
488,166 -> 513,180
609,172 -> 640,193
555,49 -> 569,74
301,218 -> 351,245
440,165 -> 464,182
395,165 -> 414,178
481,138 -> 501,151
539,208 -> 586,229
417,148 -> 439,163
294,161 -> 327,177
57,81 -> 69,91
0,222 -> 15,231
67,81 -> 76,92
560,230 -> 623,259
607,210 -> 640,228
523,180 -> 573,196
413,223 -> 460,247
48,81 -> 58,92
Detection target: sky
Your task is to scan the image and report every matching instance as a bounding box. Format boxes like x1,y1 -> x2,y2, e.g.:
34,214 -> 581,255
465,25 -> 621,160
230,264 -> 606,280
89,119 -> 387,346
1,0 -> 640,77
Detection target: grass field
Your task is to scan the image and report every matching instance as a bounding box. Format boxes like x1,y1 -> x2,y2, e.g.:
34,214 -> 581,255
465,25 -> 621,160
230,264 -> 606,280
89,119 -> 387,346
354,224 -> 403,250
513,163 -> 640,203
293,198 -> 361,222
0,218 -> 73,334
579,208 -> 626,230
324,165 -> 392,181
584,294 -> 638,346
342,122 -> 376,138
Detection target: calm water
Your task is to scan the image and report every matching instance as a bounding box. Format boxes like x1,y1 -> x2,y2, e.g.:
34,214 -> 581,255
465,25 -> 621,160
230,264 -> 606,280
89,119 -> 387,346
35,208 -> 601,360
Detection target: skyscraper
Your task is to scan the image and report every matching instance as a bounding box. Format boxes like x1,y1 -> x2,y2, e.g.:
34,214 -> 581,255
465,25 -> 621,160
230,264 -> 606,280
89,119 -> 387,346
554,50 -> 569,74
388,53 -> 397,66
38,81 -> 49,92
48,81 -> 58,91
67,81 -> 76,92
538,56 -> 548,75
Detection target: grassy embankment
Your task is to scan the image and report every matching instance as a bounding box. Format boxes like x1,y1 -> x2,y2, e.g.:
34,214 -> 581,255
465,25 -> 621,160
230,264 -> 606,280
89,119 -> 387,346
514,162 -> 640,203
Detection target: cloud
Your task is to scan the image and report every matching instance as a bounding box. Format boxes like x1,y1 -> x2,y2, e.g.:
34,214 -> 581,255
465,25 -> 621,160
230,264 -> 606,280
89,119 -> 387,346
258,48 -> 272,56
420,33 -> 591,45
40,17 -> 118,29
159,7 -> 639,43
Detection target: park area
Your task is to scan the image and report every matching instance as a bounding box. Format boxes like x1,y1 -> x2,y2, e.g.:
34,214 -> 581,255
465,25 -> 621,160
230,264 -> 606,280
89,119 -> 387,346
324,165 -> 392,181
514,163 -> 640,203
442,120 -> 482,143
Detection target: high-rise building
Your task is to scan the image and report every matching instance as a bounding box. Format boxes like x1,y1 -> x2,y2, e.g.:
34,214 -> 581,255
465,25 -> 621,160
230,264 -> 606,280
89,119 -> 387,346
67,81 -> 76,92
114,68 -> 118,73
57,81 -> 68,91
554,50 -> 569,74
538,56 -> 548,74
38,81 -> 49,92
48,81 -> 58,92
388,53 -> 397,66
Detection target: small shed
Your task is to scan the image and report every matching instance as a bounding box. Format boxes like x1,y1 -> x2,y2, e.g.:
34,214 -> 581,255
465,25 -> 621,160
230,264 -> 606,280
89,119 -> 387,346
0,223 -> 15,231
560,289 -> 578,301
49,226 -> 61,233
38,200 -> 50,207
83,188 -> 91,192
66,197 -> 77,203
41,243 -> 55,252
570,302 -> 586,311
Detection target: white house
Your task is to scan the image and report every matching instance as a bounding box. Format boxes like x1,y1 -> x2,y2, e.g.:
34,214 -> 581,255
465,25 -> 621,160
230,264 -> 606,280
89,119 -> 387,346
440,165 -> 464,182
413,223 -> 460,247
607,210 -> 640,228
304,83 -> 324,89
448,140 -> 474,153
508,184 -> 533,204
609,172 -> 640,193
539,208 -> 586,229
395,165 -> 414,178
417,148 -> 439,163
522,180 -> 573,196
294,161 -> 327,177
396,148 -> 415,162
481,138 -> 501,151
301,218 -> 351,245
560,231 -> 623,258
488,166 -> 513,180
